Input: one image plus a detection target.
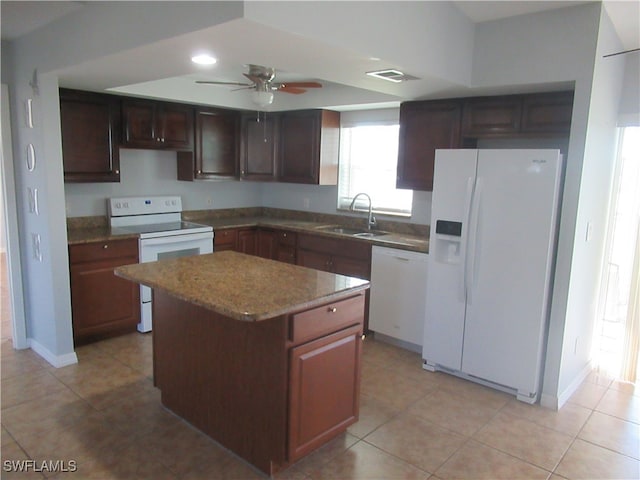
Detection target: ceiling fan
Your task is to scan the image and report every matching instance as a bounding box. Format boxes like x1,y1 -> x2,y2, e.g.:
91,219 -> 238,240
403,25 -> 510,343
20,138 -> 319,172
196,64 -> 322,106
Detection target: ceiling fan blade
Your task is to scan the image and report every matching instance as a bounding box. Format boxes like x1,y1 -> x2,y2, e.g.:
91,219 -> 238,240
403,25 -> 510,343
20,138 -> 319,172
278,86 -> 307,95
196,80 -> 253,87
280,82 -> 322,89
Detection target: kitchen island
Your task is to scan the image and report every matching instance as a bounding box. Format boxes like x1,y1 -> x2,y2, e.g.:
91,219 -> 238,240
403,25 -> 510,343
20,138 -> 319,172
115,251 -> 369,476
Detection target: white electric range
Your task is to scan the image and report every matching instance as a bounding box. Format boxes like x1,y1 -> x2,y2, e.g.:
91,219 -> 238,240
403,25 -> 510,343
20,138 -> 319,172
109,196 -> 214,332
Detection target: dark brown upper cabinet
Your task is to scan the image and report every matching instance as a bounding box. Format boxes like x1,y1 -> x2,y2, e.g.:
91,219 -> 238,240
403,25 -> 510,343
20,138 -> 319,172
240,112 -> 279,181
121,99 -> 193,150
396,100 -> 462,191
195,107 -> 239,180
60,89 -> 121,183
462,96 -> 522,136
397,90 -> 574,191
521,91 -> 574,134
278,110 -> 340,185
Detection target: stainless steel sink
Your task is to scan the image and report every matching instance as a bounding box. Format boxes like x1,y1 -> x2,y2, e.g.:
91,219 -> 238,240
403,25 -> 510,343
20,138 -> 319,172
353,231 -> 389,238
316,225 -> 389,237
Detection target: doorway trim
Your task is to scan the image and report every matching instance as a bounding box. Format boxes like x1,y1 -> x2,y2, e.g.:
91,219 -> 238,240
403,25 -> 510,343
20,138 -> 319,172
1,84 -> 28,349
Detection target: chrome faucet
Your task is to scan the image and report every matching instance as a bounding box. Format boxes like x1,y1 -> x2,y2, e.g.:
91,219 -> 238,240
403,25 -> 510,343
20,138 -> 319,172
349,193 -> 377,230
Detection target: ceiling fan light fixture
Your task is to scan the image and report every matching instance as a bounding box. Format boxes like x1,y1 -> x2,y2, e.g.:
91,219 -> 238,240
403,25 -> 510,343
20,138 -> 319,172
251,90 -> 274,107
191,54 -> 217,66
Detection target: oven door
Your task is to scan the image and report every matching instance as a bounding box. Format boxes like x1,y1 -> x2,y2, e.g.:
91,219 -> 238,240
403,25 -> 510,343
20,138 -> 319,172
138,231 -> 213,332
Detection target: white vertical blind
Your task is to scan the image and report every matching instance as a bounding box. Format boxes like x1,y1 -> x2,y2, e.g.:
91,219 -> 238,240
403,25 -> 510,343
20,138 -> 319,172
338,124 -> 413,216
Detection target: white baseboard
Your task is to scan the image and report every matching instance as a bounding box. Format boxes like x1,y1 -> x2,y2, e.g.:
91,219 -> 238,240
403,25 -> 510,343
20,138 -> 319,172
541,361 -> 592,410
29,339 -> 78,368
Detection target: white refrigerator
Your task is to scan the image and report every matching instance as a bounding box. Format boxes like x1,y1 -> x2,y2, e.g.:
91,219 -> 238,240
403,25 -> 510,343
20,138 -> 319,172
422,149 -> 562,403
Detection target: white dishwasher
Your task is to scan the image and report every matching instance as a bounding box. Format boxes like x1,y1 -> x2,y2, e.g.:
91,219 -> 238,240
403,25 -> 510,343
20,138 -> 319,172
369,246 -> 428,350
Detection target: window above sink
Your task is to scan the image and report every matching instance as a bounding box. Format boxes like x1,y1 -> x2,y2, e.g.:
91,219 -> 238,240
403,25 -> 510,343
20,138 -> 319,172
337,109 -> 413,218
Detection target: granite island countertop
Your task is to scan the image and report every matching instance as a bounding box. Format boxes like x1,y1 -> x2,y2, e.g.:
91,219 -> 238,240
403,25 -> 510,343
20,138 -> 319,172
115,250 -> 370,322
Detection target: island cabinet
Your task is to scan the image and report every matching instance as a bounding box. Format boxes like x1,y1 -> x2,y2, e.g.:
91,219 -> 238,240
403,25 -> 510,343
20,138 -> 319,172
60,89 -> 121,183
278,109 -> 340,185
177,107 -> 239,180
240,112 -> 279,181
68,239 -> 139,345
116,251 -> 368,475
121,99 -> 194,150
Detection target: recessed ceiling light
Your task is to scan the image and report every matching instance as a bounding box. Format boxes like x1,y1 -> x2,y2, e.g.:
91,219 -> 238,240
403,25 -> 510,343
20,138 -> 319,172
191,54 -> 217,66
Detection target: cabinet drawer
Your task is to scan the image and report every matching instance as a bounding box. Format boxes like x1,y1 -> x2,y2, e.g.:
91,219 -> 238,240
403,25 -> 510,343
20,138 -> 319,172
69,239 -> 138,264
289,294 -> 365,345
277,230 -> 296,246
215,229 -> 238,248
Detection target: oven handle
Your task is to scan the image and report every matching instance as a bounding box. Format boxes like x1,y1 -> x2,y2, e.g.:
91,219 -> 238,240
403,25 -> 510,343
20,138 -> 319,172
139,231 -> 214,247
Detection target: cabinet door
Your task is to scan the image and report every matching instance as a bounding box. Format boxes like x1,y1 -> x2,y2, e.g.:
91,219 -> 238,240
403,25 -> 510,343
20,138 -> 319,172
331,256 -> 370,280
214,229 -> 238,252
521,91 -> 574,134
60,89 -> 121,183
237,228 -> 258,256
241,113 -> 278,181
159,103 -> 194,150
288,324 -> 361,462
462,96 -> 522,136
69,240 -> 139,345
122,100 -> 159,148
258,229 -> 277,259
122,100 -> 193,150
297,249 -> 332,272
396,101 -> 462,191
275,231 -> 297,264
278,110 -> 320,184
195,108 -> 238,179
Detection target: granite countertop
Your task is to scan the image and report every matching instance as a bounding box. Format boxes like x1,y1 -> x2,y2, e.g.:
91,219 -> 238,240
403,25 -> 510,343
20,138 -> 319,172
67,211 -> 429,253
115,251 -> 369,321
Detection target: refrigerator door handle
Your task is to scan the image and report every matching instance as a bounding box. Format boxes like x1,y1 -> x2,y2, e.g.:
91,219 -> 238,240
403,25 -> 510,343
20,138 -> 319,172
466,178 -> 482,304
460,177 -> 475,302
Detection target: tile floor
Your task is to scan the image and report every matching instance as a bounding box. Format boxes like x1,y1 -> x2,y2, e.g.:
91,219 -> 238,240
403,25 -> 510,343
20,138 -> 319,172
1,333 -> 639,479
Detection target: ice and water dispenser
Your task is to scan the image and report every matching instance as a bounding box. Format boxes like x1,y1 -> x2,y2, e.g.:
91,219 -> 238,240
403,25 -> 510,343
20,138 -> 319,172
432,220 -> 463,264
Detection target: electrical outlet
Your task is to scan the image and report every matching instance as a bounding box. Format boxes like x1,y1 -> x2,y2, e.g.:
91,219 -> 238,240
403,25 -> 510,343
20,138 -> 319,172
303,198 -> 310,209
206,197 -> 213,207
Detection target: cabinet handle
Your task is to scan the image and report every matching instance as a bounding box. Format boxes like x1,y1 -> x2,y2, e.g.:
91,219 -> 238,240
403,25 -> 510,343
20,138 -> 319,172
197,170 -> 202,174
283,233 -> 287,237
103,244 -> 108,249
156,138 -> 161,142
161,138 -> 165,143
114,169 -> 120,175
328,307 -> 337,313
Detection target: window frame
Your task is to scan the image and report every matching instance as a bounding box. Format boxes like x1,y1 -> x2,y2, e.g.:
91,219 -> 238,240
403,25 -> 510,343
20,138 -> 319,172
337,112 -> 413,218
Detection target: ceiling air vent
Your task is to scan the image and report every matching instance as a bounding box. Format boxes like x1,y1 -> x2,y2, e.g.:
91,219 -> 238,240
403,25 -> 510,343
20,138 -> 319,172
366,69 -> 419,83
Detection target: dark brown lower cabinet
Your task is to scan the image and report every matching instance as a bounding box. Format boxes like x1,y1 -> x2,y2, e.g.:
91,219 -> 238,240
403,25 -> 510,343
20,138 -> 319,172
152,288 -> 365,475
288,323 -> 361,461
237,228 -> 258,255
214,228 -> 237,252
69,239 -> 139,345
